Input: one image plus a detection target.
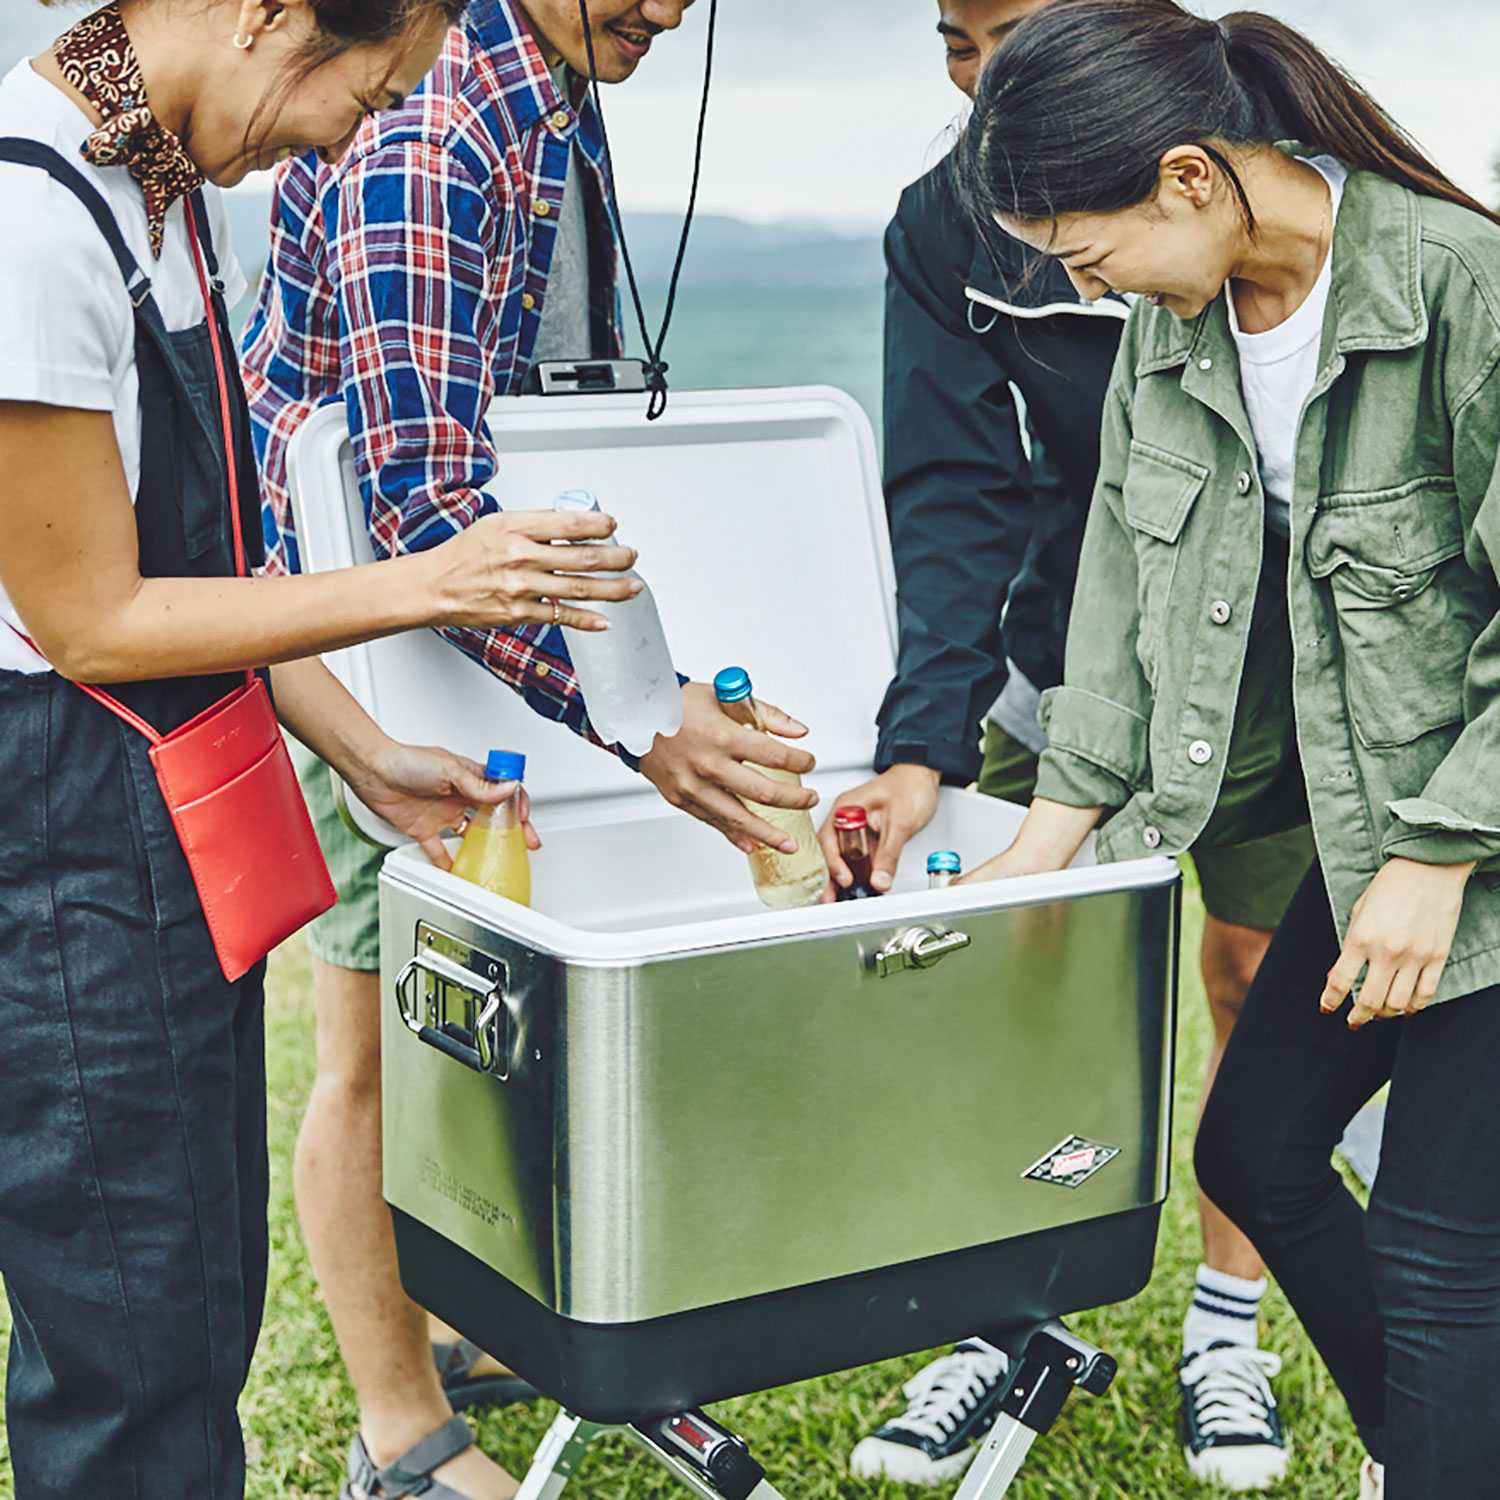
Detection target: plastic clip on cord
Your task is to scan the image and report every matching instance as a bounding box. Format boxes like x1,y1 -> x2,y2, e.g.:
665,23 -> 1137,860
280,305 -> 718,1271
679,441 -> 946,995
577,0 -> 718,420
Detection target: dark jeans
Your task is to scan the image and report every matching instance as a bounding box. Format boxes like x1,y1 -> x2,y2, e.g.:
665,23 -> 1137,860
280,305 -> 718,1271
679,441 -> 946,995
0,672 -> 268,1498
1197,863 -> 1500,1494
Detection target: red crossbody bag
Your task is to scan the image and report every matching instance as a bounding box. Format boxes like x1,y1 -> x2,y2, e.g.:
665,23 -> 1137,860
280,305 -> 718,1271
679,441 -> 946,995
12,202 -> 336,981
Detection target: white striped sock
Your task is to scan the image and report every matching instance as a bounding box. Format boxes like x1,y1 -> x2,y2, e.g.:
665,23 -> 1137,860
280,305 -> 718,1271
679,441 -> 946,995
1183,1263 -> 1265,1356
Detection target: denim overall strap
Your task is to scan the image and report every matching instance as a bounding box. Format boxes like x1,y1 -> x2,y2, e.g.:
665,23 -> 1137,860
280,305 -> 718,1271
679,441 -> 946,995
0,139 -> 264,727
0,137 -> 152,303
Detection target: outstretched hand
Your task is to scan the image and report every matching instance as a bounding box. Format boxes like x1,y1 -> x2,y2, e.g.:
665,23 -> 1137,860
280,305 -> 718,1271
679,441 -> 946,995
346,741 -> 541,871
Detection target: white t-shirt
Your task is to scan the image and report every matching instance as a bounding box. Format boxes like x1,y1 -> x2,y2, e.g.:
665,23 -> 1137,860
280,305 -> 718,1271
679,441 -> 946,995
1226,156 -> 1348,537
0,59 -> 245,674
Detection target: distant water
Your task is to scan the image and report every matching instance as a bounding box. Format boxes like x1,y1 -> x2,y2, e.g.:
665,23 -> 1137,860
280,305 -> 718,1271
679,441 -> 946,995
235,278 -> 886,444
631,282 -> 886,438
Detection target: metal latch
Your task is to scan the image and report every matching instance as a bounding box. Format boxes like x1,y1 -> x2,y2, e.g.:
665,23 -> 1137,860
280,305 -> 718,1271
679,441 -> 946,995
872,924 -> 972,978
394,924 -> 512,1077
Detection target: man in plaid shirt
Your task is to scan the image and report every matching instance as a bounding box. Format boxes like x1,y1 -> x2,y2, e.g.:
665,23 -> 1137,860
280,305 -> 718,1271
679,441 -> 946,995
241,2 -> 817,1492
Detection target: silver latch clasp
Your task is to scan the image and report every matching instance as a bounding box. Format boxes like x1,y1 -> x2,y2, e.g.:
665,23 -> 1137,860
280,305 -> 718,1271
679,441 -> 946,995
872,924 -> 972,978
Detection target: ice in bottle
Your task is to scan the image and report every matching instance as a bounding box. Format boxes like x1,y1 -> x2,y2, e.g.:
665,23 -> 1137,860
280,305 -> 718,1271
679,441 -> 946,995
834,806 -> 878,901
554,489 -> 683,756
927,851 -> 962,890
713,666 -> 828,911
450,750 -> 532,906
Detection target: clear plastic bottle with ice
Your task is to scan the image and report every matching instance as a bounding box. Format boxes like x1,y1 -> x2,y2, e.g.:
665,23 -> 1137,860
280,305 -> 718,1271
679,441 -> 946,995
554,489 -> 684,757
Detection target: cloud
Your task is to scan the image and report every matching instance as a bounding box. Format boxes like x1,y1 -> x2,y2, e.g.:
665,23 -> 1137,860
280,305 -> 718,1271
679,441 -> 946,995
3,2 -> 1492,228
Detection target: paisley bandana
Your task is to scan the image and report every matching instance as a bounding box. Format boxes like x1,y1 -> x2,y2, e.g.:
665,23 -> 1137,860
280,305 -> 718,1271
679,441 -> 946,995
54,3 -> 203,258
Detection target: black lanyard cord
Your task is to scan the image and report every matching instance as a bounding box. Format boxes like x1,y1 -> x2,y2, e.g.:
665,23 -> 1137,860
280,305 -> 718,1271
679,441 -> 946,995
577,0 -> 718,420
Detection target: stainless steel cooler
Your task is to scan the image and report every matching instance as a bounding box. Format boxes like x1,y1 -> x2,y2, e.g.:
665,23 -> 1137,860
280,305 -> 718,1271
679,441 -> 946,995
286,389 -> 1180,1460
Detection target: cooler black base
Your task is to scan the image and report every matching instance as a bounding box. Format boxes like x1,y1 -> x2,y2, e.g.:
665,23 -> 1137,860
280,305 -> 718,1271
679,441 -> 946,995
392,1203 -> 1163,1424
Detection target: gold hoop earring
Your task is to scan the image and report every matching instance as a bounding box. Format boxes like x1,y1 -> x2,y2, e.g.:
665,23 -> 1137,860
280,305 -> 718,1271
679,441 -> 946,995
233,31 -> 254,50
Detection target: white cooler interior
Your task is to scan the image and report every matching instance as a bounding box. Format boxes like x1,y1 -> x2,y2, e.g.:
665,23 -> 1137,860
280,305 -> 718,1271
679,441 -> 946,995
287,386 -> 1175,953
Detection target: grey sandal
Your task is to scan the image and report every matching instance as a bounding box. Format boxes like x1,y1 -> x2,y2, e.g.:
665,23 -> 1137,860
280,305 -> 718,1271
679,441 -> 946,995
341,1415 -> 476,1499
433,1336 -> 541,1412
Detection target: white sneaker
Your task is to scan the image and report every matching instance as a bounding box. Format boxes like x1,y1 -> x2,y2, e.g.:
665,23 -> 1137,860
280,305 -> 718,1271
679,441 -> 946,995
1360,1456 -> 1385,1498
849,1341 -> 1011,1486
1178,1343 -> 1290,1492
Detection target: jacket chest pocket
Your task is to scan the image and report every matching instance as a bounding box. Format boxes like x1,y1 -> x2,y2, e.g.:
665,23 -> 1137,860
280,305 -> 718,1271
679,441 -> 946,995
1307,481 -> 1485,748
1122,442 -> 1209,686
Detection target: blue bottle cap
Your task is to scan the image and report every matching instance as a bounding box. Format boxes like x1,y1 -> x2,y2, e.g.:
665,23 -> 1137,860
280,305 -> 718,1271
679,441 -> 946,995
713,666 -> 754,704
554,489 -> 601,513
485,749 -> 527,783
927,850 -> 962,875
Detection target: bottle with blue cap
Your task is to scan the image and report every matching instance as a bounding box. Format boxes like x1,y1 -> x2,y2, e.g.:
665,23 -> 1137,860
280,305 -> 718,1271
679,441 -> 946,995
713,666 -> 828,910
450,749 -> 532,906
927,851 -> 962,890
553,489 -> 683,756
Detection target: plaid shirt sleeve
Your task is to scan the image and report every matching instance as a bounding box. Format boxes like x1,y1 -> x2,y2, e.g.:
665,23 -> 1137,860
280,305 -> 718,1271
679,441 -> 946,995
325,137 -> 634,761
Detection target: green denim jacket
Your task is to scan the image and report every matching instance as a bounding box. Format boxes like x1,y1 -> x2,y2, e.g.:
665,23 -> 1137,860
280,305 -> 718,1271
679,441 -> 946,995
1034,162 -> 1500,1004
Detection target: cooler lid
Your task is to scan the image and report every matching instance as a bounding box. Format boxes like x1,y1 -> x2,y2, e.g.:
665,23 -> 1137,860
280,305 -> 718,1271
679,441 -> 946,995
285,387 -> 896,846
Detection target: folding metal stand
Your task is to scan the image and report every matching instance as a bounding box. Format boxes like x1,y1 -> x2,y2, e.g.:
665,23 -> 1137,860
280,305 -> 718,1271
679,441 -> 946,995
513,1322 -> 1116,1500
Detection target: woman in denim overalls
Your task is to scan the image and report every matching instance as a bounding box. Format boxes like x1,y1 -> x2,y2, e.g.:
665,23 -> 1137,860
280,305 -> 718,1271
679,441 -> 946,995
0,3 -> 638,1495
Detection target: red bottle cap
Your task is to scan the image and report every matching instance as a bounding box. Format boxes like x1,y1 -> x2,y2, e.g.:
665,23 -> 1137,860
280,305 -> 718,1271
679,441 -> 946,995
834,806 -> 870,831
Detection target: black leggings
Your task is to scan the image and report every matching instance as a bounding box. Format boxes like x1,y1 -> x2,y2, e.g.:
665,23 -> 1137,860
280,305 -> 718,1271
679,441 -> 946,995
1197,863 -> 1500,1496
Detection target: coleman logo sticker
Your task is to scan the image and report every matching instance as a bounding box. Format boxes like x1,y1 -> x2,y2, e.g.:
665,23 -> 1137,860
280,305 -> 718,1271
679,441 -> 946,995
1023,1135 -> 1121,1190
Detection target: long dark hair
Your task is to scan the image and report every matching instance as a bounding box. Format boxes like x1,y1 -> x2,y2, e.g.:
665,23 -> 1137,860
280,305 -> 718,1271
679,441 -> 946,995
958,0 -> 1500,235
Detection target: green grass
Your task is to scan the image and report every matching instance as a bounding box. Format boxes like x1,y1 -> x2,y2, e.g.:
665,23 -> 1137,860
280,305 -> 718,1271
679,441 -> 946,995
0,882 -> 1367,1498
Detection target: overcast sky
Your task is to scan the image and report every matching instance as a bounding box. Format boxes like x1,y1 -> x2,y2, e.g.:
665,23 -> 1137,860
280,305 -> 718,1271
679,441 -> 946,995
2,2 -> 1493,229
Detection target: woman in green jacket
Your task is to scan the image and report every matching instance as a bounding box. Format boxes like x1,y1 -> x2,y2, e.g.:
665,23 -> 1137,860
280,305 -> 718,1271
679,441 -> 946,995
958,2 -> 1500,1493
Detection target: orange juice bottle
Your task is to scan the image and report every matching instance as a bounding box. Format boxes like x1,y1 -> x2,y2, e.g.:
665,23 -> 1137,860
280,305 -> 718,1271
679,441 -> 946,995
450,750 -> 532,906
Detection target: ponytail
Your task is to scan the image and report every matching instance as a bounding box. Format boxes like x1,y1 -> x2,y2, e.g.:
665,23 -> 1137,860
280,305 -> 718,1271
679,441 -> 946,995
1217,10 -> 1496,222
959,0 -> 1500,233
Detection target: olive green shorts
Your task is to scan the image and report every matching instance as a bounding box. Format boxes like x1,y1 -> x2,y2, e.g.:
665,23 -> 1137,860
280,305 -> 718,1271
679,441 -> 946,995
289,739 -> 384,972
976,720 -> 1316,933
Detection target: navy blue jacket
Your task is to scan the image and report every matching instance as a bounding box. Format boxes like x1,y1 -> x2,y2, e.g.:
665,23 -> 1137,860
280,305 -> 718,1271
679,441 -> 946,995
874,157 -> 1129,784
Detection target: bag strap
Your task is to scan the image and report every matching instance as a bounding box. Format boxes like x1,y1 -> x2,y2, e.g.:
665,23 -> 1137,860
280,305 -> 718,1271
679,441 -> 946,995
0,141 -> 254,731
184,196 -> 250,592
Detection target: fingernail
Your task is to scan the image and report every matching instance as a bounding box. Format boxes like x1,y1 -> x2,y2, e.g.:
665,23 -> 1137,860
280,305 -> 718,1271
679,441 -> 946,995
789,720 -> 808,733
872,872 -> 892,891
780,839 -> 798,854
629,580 -> 644,593
737,839 -> 754,854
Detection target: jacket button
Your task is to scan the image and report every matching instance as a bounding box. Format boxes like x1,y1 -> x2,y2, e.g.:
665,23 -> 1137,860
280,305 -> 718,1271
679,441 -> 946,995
1210,600 -> 1232,625
522,292 -> 537,311
534,199 -> 552,218
1236,470 -> 1253,495
1143,827 -> 1163,850
1188,739 -> 1214,765
550,109 -> 571,131
1199,357 -> 1214,371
